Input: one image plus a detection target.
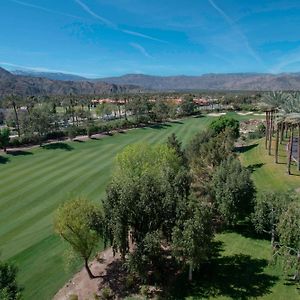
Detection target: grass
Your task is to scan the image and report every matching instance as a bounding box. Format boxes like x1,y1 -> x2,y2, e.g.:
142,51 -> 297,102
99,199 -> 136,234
1,112 -> 298,300
0,114 -> 213,300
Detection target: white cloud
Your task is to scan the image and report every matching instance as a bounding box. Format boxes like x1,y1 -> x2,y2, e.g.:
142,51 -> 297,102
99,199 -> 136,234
129,43 -> 152,58
208,0 -> 263,65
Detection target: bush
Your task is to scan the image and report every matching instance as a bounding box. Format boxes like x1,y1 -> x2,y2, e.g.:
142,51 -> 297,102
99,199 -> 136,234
125,273 -> 136,290
209,116 -> 240,139
100,287 -> 113,300
68,295 -> 78,300
140,285 -> 149,297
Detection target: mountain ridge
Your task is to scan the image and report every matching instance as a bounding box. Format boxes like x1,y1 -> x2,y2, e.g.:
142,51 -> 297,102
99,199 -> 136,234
0,67 -> 139,97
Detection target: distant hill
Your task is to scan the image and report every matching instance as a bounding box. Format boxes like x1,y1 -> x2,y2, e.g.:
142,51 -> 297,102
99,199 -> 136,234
97,73 -> 300,91
12,70 -> 87,81
0,68 -> 138,98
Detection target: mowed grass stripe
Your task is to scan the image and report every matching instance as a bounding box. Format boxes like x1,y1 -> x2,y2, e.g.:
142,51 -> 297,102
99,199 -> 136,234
0,150 -> 115,241
0,142 -> 113,191
0,144 -> 114,210
0,145 -> 113,206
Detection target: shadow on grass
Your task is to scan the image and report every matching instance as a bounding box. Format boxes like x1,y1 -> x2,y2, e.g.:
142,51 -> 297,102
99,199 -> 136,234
147,123 -> 172,130
235,143 -> 259,153
0,155 -> 10,164
246,163 -> 265,173
193,114 -> 204,118
41,142 -> 73,151
169,120 -> 184,124
229,223 -> 270,242
166,254 -> 278,300
8,150 -> 33,156
73,139 -> 85,143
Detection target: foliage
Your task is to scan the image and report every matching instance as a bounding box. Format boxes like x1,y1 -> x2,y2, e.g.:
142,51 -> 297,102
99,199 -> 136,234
209,116 -> 240,138
252,191 -> 295,246
172,198 -> 214,279
212,157 -> 255,226
277,201 -> 300,281
0,127 -> 10,152
187,129 -> 235,197
54,197 -> 103,278
103,143 -> 190,274
180,95 -> 196,116
0,259 -> 22,300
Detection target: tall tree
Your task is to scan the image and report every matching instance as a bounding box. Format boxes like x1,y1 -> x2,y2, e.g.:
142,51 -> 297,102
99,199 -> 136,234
211,157 -> 255,226
277,201 -> 300,281
172,198 -> 213,281
103,143 -> 190,272
54,197 -> 103,279
0,128 -> 10,153
252,191 -> 295,249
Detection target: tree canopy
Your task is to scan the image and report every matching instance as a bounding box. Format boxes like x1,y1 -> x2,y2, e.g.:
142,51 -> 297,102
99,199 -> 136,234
54,197 -> 103,278
209,116 -> 240,138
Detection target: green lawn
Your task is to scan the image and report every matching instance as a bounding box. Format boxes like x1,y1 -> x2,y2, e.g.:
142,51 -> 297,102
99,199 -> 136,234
0,115 -> 213,300
1,112 -> 298,300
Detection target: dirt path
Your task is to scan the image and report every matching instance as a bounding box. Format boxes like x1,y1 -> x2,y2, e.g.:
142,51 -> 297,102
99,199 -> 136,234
53,247 -> 120,300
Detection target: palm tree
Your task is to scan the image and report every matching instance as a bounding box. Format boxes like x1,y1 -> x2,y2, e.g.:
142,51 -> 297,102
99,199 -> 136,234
4,94 -> 21,137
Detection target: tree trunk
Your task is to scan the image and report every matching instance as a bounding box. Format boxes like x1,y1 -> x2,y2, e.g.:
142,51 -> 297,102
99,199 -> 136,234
268,111 -> 273,155
85,258 -> 96,279
12,102 -> 20,137
280,121 -> 284,144
293,250 -> 300,281
188,261 -> 193,281
265,111 -> 269,150
287,127 -> 294,175
298,124 -> 300,171
275,123 -> 280,163
124,99 -> 128,121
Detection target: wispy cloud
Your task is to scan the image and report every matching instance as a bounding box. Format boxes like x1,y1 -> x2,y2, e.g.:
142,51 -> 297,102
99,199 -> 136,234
208,0 -> 262,64
270,48 -> 300,73
129,43 -> 152,58
9,0 -> 82,20
122,29 -> 167,43
74,0 -> 116,28
74,0 -> 166,43
0,62 -> 98,77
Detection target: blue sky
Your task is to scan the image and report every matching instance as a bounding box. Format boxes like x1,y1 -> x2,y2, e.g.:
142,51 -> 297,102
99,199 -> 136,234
1,0 -> 300,77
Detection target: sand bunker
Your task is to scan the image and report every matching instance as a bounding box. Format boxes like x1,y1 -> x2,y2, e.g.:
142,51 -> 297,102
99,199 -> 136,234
237,112 -> 254,115
207,112 -> 227,117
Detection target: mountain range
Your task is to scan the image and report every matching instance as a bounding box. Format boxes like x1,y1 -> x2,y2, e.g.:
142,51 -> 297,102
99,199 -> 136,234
98,73 -> 300,91
0,67 -> 138,98
3,67 -> 300,96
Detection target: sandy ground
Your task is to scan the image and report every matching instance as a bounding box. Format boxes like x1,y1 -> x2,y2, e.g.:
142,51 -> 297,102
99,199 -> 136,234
253,113 -> 265,116
53,247 -> 120,300
207,112 -> 227,117
237,112 -> 254,115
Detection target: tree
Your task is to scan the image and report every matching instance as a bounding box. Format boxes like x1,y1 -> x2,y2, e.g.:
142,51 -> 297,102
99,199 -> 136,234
180,95 -> 196,116
0,259 -> 22,300
187,129 -> 235,198
172,198 -> 213,281
103,143 -> 190,273
209,116 -> 240,139
54,197 -> 103,279
167,133 -> 186,165
0,128 -> 10,153
277,201 -> 300,281
4,95 -> 21,137
211,157 -> 255,226
252,191 -> 295,249
29,104 -> 56,146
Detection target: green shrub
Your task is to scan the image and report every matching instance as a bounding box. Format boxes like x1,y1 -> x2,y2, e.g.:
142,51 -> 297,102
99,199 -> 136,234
68,294 -> 78,300
100,287 -> 113,299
